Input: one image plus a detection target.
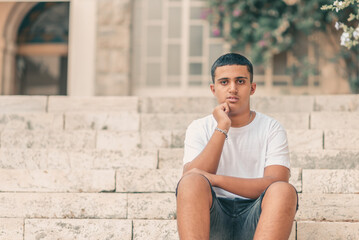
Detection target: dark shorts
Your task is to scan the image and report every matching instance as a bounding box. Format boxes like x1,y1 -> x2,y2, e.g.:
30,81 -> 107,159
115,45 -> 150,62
176,175 -> 299,240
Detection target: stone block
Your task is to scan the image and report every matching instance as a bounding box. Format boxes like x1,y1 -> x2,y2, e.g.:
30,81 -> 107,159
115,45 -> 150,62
266,113 -> 309,129
311,112 -> 359,129
48,96 -> 138,112
0,169 -> 115,192
289,168 -> 302,193
1,130 -> 96,149
251,96 -> 314,113
0,193 -> 126,218
303,169 -> 359,193
133,220 -> 179,240
296,194 -> 359,221
141,114 -> 203,131
141,131 -> 172,148
24,219 -> 132,240
128,193 -> 176,219
48,149 -> 157,169
96,73 -> 130,96
139,97 -> 216,113
97,131 -> 140,150
65,112 -> 139,131
97,26 -> 130,49
0,96 -> 47,113
314,94 -> 359,111
0,149 -> 48,169
171,130 -> 186,148
158,148 -> 184,169
325,130 -> 359,150
290,150 -> 359,169
287,130 -> 323,150
289,222 -> 296,240
297,221 -> 359,240
0,113 -> 63,131
116,169 -> 182,192
0,218 -> 23,240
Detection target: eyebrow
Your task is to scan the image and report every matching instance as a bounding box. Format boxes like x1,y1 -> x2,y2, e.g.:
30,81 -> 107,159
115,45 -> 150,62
216,76 -> 248,81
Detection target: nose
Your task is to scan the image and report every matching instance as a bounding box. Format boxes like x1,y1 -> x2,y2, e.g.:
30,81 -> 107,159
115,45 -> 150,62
228,81 -> 237,94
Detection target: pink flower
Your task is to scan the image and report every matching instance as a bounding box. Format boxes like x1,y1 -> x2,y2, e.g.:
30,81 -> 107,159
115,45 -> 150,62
233,9 -> 242,17
258,40 -> 268,47
212,28 -> 221,37
200,8 -> 212,20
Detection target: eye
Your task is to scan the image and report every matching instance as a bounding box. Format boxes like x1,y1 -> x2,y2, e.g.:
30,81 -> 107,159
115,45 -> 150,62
237,79 -> 245,84
220,80 -> 228,85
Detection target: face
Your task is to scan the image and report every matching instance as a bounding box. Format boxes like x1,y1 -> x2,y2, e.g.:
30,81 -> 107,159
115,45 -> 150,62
210,64 -> 256,116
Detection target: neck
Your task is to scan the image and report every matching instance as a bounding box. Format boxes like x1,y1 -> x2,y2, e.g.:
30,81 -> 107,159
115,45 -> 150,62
230,110 -> 254,128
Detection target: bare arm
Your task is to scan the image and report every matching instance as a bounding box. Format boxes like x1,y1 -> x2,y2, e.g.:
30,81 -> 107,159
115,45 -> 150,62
187,165 -> 290,199
183,103 -> 231,175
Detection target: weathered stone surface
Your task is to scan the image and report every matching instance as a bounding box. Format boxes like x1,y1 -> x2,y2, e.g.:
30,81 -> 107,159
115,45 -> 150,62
297,221 -> 359,240
0,218 -> 23,240
266,112 -> 309,129
0,113 -> 63,131
48,149 -> 158,169
97,131 -> 140,150
141,131 -> 172,148
24,219 -> 132,240
325,130 -> 359,150
290,168 -> 302,193
303,169 -> 359,193
296,194 -> 359,221
97,26 -> 130,49
0,149 -> 157,169
133,220 -> 179,240
287,130 -> 323,150
0,193 -> 126,218
139,97 -> 216,113
251,96 -> 314,113
65,112 -> 139,131
314,94 -> 359,111
141,114 -> 203,131
48,96 -> 138,112
128,193 -> 176,219
0,96 -> 47,113
171,130 -> 186,148
290,150 -> 359,169
1,130 -> 96,149
0,149 -> 48,169
289,222 -> 296,240
159,148 -> 183,169
311,112 -> 359,129
0,169 -> 115,192
116,169 -> 181,192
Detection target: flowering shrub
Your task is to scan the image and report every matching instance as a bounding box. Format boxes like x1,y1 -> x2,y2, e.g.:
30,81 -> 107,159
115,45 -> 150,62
321,0 -> 359,49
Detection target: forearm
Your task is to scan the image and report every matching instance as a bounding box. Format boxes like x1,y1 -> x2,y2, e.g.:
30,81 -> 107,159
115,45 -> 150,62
183,130 -> 226,174
212,175 -> 288,199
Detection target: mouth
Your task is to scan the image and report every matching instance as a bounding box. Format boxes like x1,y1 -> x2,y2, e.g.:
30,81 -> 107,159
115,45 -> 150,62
227,96 -> 239,103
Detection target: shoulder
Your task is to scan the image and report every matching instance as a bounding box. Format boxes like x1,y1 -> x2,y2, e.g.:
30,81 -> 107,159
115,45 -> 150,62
254,112 -> 285,132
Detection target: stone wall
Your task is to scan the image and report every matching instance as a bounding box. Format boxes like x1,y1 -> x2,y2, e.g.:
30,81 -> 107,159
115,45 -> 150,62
96,0 -> 132,95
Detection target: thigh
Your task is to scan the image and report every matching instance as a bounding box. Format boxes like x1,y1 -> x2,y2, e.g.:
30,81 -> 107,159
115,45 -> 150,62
209,196 -> 233,240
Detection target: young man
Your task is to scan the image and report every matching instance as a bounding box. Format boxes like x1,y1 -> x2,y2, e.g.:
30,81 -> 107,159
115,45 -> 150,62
176,53 -> 298,240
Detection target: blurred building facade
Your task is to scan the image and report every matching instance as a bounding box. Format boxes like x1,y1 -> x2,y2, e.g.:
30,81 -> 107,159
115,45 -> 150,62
0,0 -> 352,96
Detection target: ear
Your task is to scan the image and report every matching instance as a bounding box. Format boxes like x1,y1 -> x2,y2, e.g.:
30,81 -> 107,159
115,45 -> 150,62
210,84 -> 215,95
250,83 -> 256,95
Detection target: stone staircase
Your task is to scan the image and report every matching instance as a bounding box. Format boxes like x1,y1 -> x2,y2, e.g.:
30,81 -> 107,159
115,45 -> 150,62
0,95 -> 358,239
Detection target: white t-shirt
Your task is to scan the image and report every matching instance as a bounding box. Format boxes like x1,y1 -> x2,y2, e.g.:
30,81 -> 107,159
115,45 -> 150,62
183,112 -> 290,199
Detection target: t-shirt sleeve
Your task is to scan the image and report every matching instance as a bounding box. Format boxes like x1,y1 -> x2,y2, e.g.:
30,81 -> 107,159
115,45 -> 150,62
182,120 -> 208,166
265,122 -> 290,169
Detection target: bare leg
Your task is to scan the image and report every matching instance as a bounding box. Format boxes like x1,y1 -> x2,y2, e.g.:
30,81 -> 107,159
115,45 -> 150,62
254,182 -> 297,240
176,173 -> 213,240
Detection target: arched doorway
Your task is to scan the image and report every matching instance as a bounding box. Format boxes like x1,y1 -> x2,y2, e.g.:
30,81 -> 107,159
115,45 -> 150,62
15,2 -> 69,95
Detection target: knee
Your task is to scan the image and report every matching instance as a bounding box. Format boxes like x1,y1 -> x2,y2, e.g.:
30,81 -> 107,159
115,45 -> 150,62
264,181 -> 298,207
176,173 -> 212,199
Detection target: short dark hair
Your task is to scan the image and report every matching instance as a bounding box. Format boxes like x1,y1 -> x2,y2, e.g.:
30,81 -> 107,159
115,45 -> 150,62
211,53 -> 253,83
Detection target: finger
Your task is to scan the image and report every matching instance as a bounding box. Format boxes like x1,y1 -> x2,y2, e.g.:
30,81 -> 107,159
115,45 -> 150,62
223,102 -> 230,113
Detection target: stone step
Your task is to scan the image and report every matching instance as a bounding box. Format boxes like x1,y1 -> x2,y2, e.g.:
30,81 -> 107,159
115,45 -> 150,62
2,111 -> 359,132
159,148 -> 359,169
0,96 -> 47,113
297,221 -> 359,240
0,149 -> 158,169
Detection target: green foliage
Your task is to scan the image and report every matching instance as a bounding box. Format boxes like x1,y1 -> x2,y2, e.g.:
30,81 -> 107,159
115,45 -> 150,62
206,0 -> 359,93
